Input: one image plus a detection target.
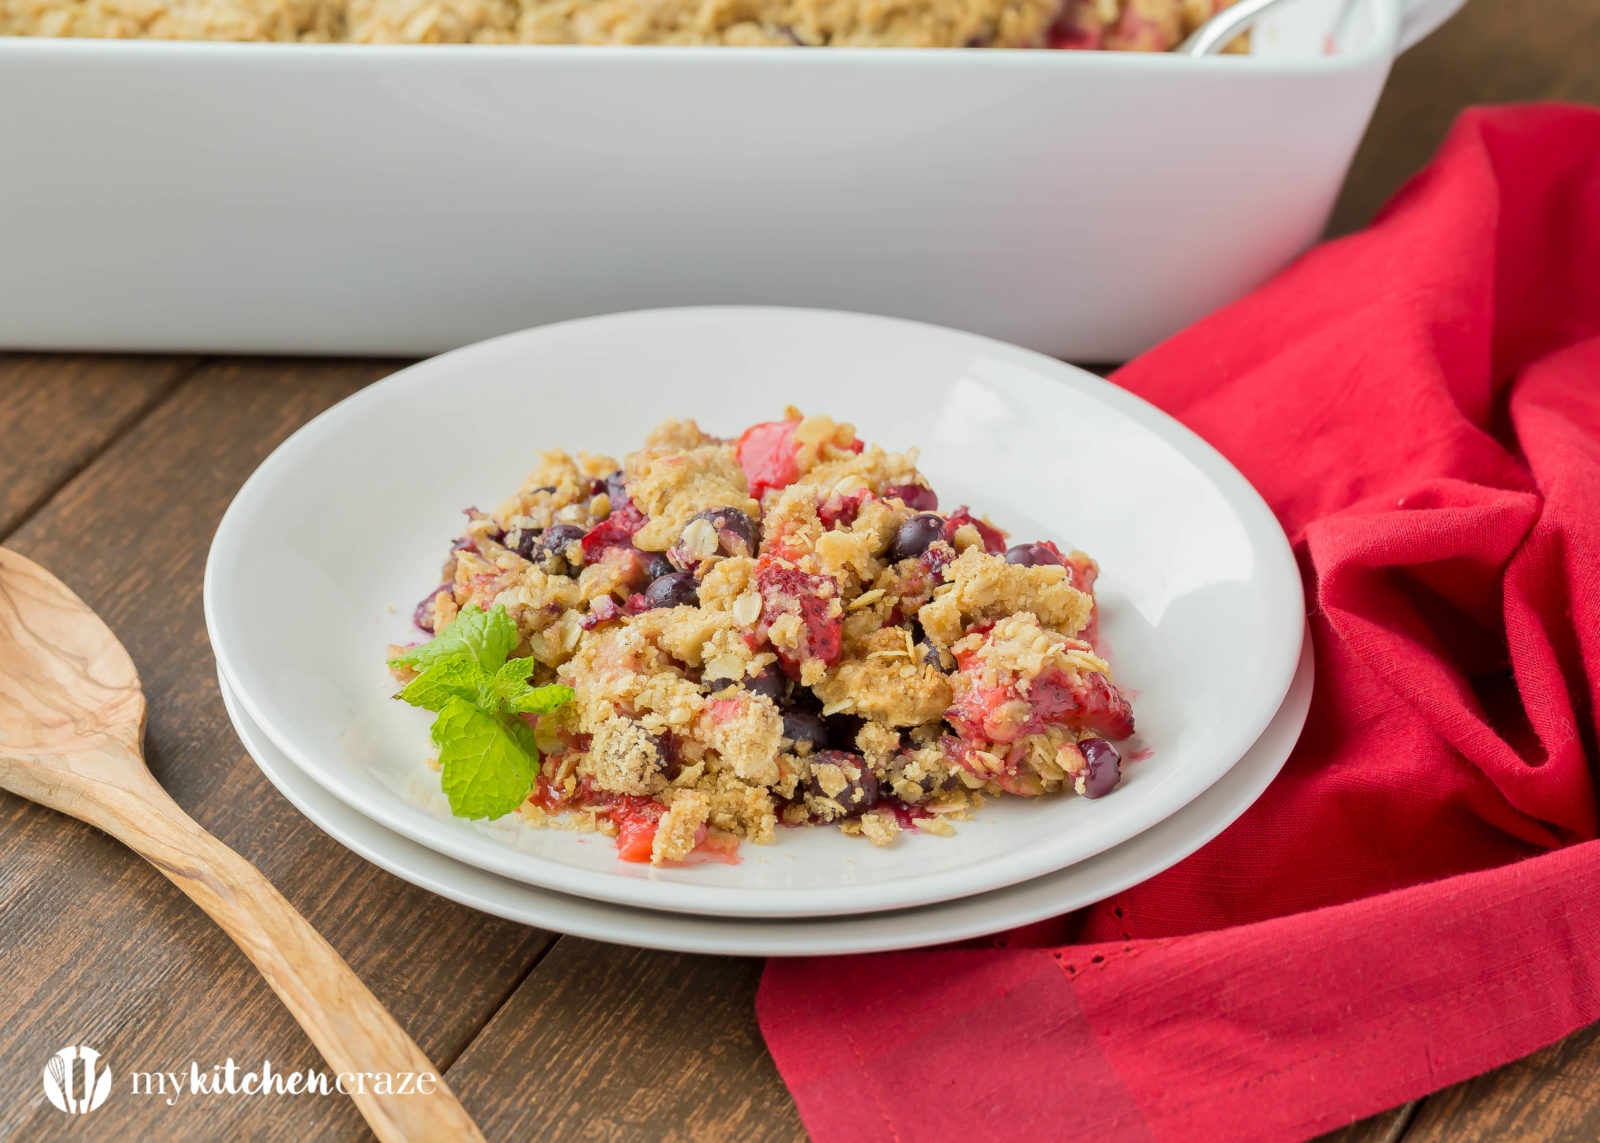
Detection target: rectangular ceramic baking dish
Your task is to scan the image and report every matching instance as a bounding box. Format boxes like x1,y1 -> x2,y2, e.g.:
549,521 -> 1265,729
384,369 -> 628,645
0,0 -> 1461,358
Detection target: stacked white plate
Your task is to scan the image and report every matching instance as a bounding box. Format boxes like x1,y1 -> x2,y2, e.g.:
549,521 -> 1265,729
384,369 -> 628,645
205,308 -> 1310,956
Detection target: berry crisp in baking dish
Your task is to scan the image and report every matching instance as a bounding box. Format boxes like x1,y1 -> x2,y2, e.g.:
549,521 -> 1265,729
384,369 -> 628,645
2,0 -> 1242,50
388,409 -> 1136,866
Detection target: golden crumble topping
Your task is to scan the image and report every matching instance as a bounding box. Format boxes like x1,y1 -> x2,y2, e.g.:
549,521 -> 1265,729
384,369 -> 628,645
393,409 -> 1135,865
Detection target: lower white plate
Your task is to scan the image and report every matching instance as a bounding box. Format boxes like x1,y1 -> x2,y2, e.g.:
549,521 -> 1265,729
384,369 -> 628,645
218,629 -> 1311,956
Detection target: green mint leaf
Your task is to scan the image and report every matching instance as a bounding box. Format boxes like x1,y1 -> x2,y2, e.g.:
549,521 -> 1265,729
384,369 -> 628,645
389,604 -> 518,674
398,656 -> 494,713
493,657 -> 575,716
431,697 -> 539,820
500,712 -> 545,759
510,685 -> 575,716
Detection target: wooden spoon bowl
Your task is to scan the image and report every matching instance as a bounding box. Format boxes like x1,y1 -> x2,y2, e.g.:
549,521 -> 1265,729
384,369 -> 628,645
0,547 -> 484,1143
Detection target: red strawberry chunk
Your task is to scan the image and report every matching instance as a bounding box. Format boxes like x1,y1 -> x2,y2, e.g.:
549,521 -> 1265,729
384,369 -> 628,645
754,557 -> 843,676
1056,547 -> 1102,644
609,796 -> 666,863
819,488 -> 871,529
949,635 -> 1135,745
946,678 -> 1034,744
943,506 -> 1008,553
1029,667 -> 1135,740
581,501 -> 646,560
736,419 -> 802,500
580,596 -> 622,630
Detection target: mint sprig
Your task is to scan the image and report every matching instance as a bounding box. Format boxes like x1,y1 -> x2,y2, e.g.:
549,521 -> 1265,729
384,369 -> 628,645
389,605 -> 573,820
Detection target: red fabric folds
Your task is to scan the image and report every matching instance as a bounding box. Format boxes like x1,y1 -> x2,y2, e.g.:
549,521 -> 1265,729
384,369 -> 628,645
758,104 -> 1600,1142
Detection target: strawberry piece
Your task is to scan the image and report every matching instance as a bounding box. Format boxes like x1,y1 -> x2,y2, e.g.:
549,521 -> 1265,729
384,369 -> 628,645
610,797 -> 666,863
691,830 -> 742,864
581,501 -> 646,561
949,633 -> 1135,745
943,507 -> 1008,553
1057,547 -> 1101,644
946,676 -> 1034,744
736,419 -> 802,500
754,557 -> 843,676
580,596 -> 622,630
1029,668 -> 1136,740
818,488 -> 870,529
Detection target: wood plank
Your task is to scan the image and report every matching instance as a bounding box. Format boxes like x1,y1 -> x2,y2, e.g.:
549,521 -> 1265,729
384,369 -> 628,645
1397,1026 -> 1600,1143
0,357 -> 553,1142
0,353 -> 193,538
445,941 -> 807,1143
1314,1103 -> 1417,1143
1328,0 -> 1600,236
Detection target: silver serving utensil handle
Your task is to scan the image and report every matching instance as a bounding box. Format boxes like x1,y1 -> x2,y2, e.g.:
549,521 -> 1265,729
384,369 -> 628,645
1175,0 -> 1293,55
1177,0 -> 1463,56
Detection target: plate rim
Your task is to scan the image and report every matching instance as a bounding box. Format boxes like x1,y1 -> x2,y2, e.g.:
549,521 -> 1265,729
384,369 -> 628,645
218,627 -> 1312,956
204,305 -> 1306,917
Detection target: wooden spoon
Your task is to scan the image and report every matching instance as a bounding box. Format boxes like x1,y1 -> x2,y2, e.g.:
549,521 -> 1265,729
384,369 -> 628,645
0,548 -> 485,1143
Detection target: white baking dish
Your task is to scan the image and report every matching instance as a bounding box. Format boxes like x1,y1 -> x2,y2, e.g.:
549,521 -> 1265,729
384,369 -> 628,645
0,0 -> 1461,358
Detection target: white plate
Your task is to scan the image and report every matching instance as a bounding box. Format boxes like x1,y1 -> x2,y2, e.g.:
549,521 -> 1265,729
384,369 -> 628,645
205,307 -> 1304,918
218,630 -> 1310,955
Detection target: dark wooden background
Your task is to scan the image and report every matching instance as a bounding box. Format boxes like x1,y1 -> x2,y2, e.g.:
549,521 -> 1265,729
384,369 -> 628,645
1,0 -> 1597,1138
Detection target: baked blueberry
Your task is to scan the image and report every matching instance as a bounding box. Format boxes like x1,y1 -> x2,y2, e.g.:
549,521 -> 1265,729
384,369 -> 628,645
642,570 -> 699,609
1078,737 -> 1121,798
1005,543 -> 1065,568
887,513 -> 944,562
780,708 -> 830,755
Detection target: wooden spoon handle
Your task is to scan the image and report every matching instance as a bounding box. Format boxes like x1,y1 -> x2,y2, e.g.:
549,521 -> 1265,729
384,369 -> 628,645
86,768 -> 485,1143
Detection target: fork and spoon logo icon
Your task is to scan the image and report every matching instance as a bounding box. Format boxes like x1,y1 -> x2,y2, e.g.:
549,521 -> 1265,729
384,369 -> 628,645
42,1046 -> 112,1115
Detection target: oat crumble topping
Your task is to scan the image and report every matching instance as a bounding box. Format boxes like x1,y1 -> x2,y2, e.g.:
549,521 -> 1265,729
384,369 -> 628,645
391,409 -> 1136,865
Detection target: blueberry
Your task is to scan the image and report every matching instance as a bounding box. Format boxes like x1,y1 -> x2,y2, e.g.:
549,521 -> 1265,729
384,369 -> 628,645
780,708 -> 830,756
535,523 -> 587,574
742,667 -> 786,703
822,711 -> 865,752
687,507 -> 761,558
412,588 -> 445,632
650,731 -> 684,781
883,483 -> 939,512
704,664 -> 786,703
604,469 -> 628,504
887,514 -> 945,562
643,570 -> 699,609
1078,737 -> 1121,798
505,527 -> 542,561
803,750 -> 880,816
646,552 -> 678,581
1005,543 -> 1065,568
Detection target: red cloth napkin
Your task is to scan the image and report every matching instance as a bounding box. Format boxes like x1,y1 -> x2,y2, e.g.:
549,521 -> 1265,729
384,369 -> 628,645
758,103 -> 1600,1142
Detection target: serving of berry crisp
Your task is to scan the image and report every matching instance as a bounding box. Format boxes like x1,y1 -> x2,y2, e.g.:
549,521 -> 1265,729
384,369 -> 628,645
387,408 -> 1136,867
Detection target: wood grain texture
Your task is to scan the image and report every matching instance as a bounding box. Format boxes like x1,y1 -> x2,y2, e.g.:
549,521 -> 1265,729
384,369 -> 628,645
1314,1103 -> 1417,1143
1327,0 -> 1600,236
0,354 -> 192,538
0,549 -> 485,1143
445,941 -> 807,1143
0,359 -> 552,1142
1401,1026 -> 1600,1143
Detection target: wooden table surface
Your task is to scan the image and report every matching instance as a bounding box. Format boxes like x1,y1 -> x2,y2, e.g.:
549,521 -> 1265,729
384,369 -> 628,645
1,2 -> 1596,1139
